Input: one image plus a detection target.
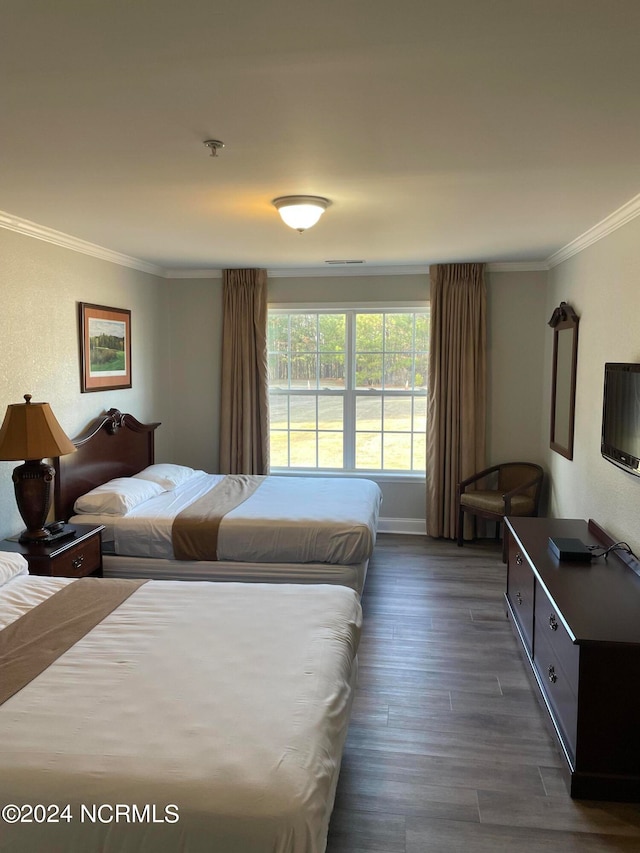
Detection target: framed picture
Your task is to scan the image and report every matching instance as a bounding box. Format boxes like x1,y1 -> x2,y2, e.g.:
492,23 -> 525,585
79,303 -> 132,392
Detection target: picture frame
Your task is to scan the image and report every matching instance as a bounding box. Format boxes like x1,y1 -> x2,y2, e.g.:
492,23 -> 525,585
79,302 -> 132,392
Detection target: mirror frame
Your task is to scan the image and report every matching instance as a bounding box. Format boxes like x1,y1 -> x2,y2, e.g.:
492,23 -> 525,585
548,302 -> 579,460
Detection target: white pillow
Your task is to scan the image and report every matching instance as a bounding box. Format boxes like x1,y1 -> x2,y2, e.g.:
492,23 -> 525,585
133,463 -> 195,491
74,477 -> 165,516
0,552 -> 29,586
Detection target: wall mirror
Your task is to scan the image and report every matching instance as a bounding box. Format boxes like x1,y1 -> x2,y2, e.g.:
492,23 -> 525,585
548,302 -> 579,459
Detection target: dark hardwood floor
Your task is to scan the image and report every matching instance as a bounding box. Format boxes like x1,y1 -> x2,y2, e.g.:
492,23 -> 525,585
326,534 -> 640,852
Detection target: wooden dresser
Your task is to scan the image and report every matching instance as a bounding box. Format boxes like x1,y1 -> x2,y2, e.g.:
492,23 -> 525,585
505,516 -> 640,801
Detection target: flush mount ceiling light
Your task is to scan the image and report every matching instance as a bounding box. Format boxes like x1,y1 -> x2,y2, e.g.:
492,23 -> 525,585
272,196 -> 331,232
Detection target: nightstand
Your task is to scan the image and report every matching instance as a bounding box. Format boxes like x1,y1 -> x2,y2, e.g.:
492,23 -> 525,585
1,523 -> 105,577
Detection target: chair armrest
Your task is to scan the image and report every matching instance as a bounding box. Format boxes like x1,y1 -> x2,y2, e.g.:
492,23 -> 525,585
457,464 -> 501,494
502,473 -> 543,513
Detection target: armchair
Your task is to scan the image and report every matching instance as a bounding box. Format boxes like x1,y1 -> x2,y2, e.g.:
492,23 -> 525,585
456,462 -> 543,561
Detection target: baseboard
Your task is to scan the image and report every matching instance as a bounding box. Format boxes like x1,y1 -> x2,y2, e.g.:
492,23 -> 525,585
377,517 -> 427,535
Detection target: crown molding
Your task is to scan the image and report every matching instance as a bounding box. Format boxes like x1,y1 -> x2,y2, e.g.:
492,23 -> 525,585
547,193 -> 640,268
0,209 -> 164,276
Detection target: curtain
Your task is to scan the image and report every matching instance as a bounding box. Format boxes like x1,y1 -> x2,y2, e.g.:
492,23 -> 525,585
426,263 -> 486,538
219,269 -> 270,475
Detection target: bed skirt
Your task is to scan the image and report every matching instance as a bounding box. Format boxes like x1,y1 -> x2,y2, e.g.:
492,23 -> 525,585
102,554 -> 369,596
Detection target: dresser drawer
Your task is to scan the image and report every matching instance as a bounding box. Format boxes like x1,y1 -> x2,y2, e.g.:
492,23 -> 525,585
534,616 -> 578,763
506,537 -> 535,654
48,534 -> 102,578
534,582 -> 580,693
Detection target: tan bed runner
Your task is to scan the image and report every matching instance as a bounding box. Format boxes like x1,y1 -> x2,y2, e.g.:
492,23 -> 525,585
0,577 -> 147,707
172,474 -> 265,561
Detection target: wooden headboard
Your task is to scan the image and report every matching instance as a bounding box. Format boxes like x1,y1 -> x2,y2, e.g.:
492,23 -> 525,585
54,409 -> 161,521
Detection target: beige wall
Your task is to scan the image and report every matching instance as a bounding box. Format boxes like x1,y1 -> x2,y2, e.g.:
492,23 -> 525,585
0,229 -> 170,540
268,273 -> 428,305
485,270 -> 548,468
166,277 -> 223,472
546,216 -> 640,554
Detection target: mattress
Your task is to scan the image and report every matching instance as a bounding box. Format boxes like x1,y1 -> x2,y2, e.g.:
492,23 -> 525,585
0,572 -> 361,853
71,472 -> 382,565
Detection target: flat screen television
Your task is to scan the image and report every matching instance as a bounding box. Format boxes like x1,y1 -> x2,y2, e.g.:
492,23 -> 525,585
601,362 -> 640,476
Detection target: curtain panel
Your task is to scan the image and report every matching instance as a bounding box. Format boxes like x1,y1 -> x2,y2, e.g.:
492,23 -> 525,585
219,269 -> 270,475
426,263 -> 486,539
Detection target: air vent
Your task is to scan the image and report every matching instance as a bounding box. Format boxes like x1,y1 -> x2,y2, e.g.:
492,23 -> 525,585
324,259 -> 365,265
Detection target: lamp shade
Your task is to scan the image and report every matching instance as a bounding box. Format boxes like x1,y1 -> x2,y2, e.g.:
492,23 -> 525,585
0,395 -> 76,461
272,196 -> 331,232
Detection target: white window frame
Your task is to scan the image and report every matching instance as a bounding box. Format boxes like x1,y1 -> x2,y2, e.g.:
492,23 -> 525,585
268,302 -> 429,480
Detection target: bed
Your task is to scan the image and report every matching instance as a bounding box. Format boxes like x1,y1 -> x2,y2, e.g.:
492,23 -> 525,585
55,410 -> 381,595
0,550 -> 361,853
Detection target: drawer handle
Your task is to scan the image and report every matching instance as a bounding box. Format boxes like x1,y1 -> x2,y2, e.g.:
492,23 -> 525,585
548,665 -> 557,684
72,555 -> 84,570
515,553 -> 523,566
516,591 -> 523,605
549,614 -> 558,631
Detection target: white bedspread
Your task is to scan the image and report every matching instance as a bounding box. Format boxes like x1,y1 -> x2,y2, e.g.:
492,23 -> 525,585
0,575 -> 361,853
72,472 -> 382,564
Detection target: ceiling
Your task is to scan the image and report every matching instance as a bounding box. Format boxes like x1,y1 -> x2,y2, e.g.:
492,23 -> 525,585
2,0 -> 640,275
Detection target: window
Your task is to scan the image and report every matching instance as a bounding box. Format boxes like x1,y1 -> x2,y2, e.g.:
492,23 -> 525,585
268,307 -> 429,474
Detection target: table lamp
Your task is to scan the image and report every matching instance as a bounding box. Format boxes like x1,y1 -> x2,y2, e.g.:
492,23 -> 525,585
0,394 -> 77,543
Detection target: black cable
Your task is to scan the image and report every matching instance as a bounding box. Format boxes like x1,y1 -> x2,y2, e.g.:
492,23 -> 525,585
588,541 -> 638,560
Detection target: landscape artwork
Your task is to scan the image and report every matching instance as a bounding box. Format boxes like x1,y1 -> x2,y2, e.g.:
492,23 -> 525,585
80,302 -> 132,392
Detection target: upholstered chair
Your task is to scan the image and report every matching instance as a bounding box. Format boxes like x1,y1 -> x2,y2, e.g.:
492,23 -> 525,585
456,462 -> 544,561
